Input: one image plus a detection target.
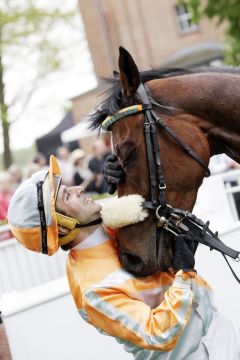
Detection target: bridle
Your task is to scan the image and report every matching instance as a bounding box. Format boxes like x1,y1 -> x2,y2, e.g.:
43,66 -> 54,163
102,82 -> 240,283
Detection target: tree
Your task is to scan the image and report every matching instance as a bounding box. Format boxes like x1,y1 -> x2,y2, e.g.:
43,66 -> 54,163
0,0 -> 79,168
185,0 -> 240,65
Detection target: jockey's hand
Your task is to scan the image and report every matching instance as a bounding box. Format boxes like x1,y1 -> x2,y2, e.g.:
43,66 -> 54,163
104,154 -> 125,194
173,234 -> 195,272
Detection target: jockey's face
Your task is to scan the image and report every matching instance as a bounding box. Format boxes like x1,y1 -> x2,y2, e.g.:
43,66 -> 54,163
55,185 -> 102,224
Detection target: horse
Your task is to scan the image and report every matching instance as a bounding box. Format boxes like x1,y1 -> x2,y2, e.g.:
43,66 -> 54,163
90,46 -> 240,277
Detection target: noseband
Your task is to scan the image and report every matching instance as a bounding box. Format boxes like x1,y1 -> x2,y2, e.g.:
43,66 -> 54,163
102,83 -> 240,283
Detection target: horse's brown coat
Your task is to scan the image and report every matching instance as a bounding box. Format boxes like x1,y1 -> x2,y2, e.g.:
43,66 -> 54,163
92,47 -> 240,276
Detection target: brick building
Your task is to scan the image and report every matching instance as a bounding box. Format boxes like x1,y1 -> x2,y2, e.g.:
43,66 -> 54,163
69,0 -> 224,152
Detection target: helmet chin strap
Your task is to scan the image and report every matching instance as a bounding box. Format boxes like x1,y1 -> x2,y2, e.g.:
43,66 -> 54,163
56,212 -> 102,247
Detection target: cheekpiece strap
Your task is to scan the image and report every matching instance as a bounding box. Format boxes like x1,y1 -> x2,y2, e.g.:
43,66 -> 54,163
36,181 -> 48,254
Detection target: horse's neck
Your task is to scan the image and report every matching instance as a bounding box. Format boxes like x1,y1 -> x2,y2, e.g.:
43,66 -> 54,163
150,73 -> 240,160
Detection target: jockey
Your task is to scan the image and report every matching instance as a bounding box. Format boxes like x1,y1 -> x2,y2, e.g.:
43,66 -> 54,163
8,155 -> 239,359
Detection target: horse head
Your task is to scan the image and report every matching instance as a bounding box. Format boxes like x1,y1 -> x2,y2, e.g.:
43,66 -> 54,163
92,47 -> 212,276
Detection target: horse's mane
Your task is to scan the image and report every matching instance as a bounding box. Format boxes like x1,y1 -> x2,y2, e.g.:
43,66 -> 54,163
89,66 -> 240,130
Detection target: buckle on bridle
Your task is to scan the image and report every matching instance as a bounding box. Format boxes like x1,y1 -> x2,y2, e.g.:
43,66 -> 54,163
155,204 -> 172,219
156,204 -> 173,229
162,223 -> 179,236
159,183 -> 166,190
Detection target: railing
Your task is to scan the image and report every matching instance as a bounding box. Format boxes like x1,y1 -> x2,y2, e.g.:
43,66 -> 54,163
1,169 -> 240,298
0,232 -> 67,297
223,169 -> 240,222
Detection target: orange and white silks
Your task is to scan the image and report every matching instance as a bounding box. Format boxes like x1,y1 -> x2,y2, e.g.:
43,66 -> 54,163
66,226 -> 227,359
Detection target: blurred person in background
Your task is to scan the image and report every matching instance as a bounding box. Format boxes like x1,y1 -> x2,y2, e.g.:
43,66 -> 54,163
32,152 -> 47,169
71,149 -> 95,192
8,164 -> 23,189
24,162 -> 42,179
0,171 -> 14,221
21,153 -> 48,181
88,139 -> 109,194
56,146 -> 74,186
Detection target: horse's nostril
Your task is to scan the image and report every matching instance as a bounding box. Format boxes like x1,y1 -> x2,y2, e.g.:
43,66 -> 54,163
121,252 -> 149,277
123,253 -> 143,267
121,252 -> 158,277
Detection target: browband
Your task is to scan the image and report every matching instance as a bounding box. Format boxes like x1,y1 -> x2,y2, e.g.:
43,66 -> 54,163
102,105 -> 144,130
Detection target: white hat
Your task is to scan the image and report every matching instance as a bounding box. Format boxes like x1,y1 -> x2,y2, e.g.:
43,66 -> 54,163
70,149 -> 86,165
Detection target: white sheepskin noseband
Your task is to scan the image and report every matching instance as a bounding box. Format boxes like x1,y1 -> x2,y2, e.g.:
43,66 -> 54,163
101,195 -> 149,229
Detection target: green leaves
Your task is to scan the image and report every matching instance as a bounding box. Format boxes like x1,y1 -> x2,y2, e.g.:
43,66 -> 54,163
1,4 -> 74,46
185,0 -> 202,22
0,0 -> 78,167
186,0 -> 240,65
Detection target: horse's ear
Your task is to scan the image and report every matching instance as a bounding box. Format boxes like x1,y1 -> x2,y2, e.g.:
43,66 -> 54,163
118,46 -> 140,97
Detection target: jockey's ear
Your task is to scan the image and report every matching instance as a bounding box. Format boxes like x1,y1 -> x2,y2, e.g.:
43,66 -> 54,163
118,46 -> 140,98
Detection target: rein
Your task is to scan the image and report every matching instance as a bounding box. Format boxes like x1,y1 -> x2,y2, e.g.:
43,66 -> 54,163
102,83 -> 240,284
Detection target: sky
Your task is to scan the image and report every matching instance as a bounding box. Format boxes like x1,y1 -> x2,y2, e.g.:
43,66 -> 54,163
1,0 -> 97,152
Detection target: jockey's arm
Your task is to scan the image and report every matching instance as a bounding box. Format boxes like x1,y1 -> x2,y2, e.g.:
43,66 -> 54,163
69,265 -> 196,351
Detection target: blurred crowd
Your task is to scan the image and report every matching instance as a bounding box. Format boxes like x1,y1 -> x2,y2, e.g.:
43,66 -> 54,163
1,150 -> 240,224
0,139 -> 110,223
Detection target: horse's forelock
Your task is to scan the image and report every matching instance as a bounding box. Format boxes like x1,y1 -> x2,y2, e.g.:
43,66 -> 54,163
89,79 -> 122,130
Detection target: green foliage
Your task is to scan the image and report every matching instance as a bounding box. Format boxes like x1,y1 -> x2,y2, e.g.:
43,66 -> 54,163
1,1 -> 76,77
0,0 -> 78,168
185,0 -> 240,65
0,144 -> 36,169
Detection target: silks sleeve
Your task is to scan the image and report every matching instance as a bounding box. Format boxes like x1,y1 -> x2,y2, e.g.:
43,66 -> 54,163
82,271 -> 195,351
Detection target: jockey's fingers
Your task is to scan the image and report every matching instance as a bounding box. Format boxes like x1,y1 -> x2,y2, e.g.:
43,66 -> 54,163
105,161 -> 123,171
175,234 -> 195,252
104,176 -> 119,185
106,154 -> 118,162
104,169 -> 124,178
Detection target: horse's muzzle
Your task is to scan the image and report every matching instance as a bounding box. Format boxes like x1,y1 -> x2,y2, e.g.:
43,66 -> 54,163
157,230 -> 174,272
119,229 -> 173,276
120,252 -> 158,277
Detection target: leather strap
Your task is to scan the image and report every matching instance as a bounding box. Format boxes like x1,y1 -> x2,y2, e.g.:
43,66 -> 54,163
75,218 -> 102,228
36,181 -> 48,254
222,254 -> 240,285
168,208 -> 240,259
154,116 -> 210,177
139,84 -> 167,207
162,208 -> 240,284
137,83 -> 210,211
